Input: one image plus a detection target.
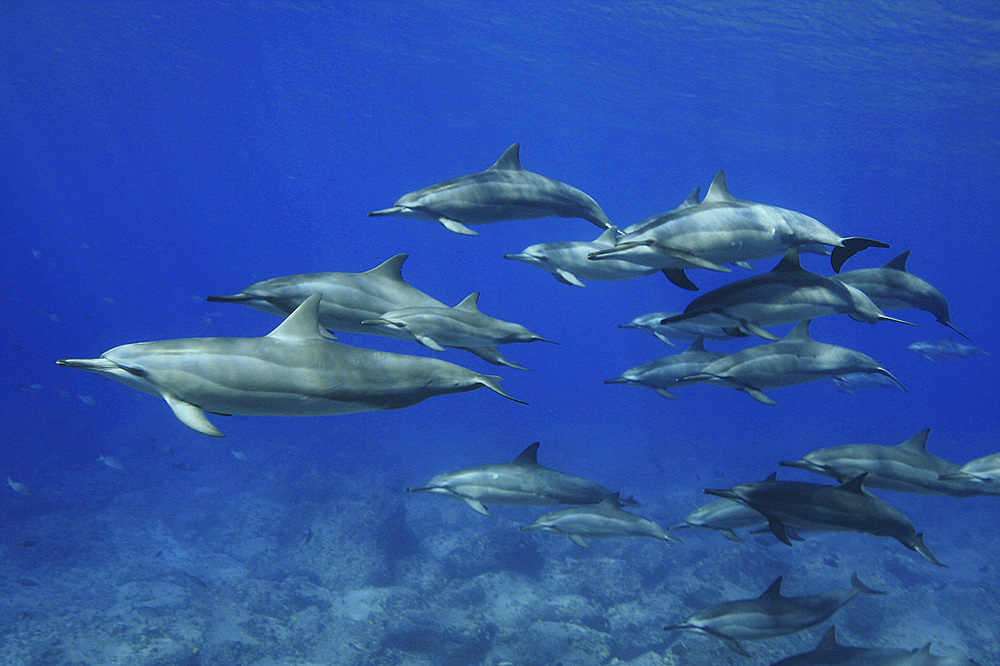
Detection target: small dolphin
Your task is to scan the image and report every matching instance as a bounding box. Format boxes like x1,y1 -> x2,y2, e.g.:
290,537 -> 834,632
669,497 -> 768,541
658,249 -> 915,341
7,476 -> 33,496
97,453 -> 125,471
829,372 -> 906,394
665,573 -> 883,657
834,250 -> 971,340
940,452 -> 1000,484
706,473 -> 946,566
368,143 -> 613,235
605,338 -> 727,400
362,292 -> 555,355
588,170 -> 888,289
407,442 -> 637,517
772,625 -> 984,665
520,493 -> 679,547
619,311 -> 741,346
780,429 -> 1000,497
57,294 -> 524,437
678,320 -> 906,404
906,336 -> 990,362
504,226 -> 656,286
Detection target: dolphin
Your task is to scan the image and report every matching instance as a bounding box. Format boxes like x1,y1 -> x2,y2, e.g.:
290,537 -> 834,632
504,226 -> 657,286
519,493 -> 679,548
906,336 -> 990,362
406,442 -> 638,517
57,294 -> 525,437
367,143 -> 613,235
619,311 -> 743,346
834,250 -> 971,340
206,254 -> 528,369
664,573 -> 883,658
678,320 -> 906,404
604,338 -> 727,399
829,372 -> 906,394
361,292 -> 556,355
658,249 -> 915,341
588,170 -> 888,290
705,473 -> 946,566
772,625 -> 984,665
780,429 -> 1000,497
940,452 -> 1000,484
669,497 -> 768,541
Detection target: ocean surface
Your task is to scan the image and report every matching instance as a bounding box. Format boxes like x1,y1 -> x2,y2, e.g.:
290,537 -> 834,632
2,2 -> 998,664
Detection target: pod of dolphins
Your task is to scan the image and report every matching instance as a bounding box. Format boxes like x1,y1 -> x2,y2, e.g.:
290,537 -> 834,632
55,144 -> 990,662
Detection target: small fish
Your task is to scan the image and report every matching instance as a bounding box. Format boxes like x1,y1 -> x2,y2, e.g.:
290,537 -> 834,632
101,296 -> 116,304
181,571 -> 208,589
32,248 -> 42,259
18,579 -> 39,587
304,527 -> 314,545
230,450 -> 247,461
78,394 -> 96,406
18,540 -> 37,548
171,462 -> 196,472
97,453 -> 125,471
7,476 -> 33,496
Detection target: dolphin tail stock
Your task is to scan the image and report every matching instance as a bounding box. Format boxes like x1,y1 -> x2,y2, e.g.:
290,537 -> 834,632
476,375 -> 528,405
850,572 -> 885,596
662,269 -> 699,291
830,237 -> 891,273
908,533 -> 948,568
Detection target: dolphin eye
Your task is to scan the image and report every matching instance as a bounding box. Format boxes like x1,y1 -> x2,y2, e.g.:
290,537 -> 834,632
124,366 -> 148,378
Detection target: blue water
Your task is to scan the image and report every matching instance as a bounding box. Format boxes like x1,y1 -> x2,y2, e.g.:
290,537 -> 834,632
2,2 -> 998,664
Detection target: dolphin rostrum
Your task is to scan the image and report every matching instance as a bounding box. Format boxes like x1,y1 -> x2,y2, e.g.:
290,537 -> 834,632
504,226 -> 657,286
407,442 -> 637,517
520,493 -> 679,548
588,170 -> 888,289
368,143 -> 613,235
605,338 -> 727,400
57,294 -> 525,437
678,320 -> 906,404
780,429 -> 1000,497
773,625 -> 983,665
705,473 -> 946,566
665,573 -> 883,657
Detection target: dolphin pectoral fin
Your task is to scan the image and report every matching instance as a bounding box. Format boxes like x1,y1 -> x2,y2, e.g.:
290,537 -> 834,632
850,572 -> 885,595
461,346 -> 531,371
720,529 -> 744,542
662,269 -> 699,291
733,261 -> 755,270
698,626 -> 753,657
830,237 -> 891,272
743,388 -> 778,405
910,533 -> 948,567
652,246 -> 731,273
554,268 -> 586,287
765,515 -> 793,546
438,217 -> 478,235
464,499 -> 492,517
739,320 -> 780,340
415,334 -> 448,352
652,331 -> 677,345
163,394 -> 224,438
568,534 -> 590,548
319,326 -> 339,340
476,375 -> 528,405
653,388 -> 679,400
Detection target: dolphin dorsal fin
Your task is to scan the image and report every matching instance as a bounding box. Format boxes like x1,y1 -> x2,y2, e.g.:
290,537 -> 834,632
489,143 -> 523,170
771,248 -> 802,272
678,187 -> 701,209
764,472 -> 778,482
917,643 -> 933,654
511,442 -> 541,466
838,473 -> 869,494
598,493 -> 621,507
365,254 -> 409,281
785,320 -> 812,342
883,250 -> 911,271
454,293 -> 481,312
687,337 -> 707,353
266,293 -> 323,341
897,428 -> 931,452
704,170 -> 736,203
595,226 -> 620,244
759,577 -> 784,599
816,626 -> 839,651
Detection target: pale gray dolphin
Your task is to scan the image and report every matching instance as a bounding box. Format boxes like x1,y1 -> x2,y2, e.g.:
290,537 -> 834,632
829,372 -> 906,394
589,170 -> 888,290
362,292 -> 555,354
658,249 -> 915,341
834,250 -> 971,340
940,452 -> 1000,484
406,442 -> 638,517
772,625 -> 984,665
906,336 -> 990,362
504,226 -> 657,286
368,143 -> 613,235
57,294 -> 525,437
780,429 -> 1000,497
678,320 -> 906,404
619,311 -> 742,346
669,497 -> 768,541
706,473 -> 946,566
665,573 -> 883,658
520,493 -> 679,547
206,254 -> 528,369
605,338 -> 727,399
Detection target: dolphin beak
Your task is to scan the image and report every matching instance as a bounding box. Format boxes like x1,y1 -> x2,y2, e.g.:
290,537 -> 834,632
778,460 -> 817,472
368,206 -> 405,217
360,318 -> 400,327
56,358 -> 118,372
205,293 -> 257,303
878,314 -> 919,326
876,368 -> 908,391
503,253 -> 528,261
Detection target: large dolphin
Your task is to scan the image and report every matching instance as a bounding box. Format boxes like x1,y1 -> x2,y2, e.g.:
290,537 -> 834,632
678,320 -> 906,404
665,573 -> 883,658
206,254 -> 527,369
520,493 -> 679,548
669,496 -> 768,541
361,292 -> 555,355
407,442 -> 637,516
658,249 -> 915,341
57,294 -> 525,437
705,473 -> 946,566
940,452 -> 1000,484
834,250 -> 971,340
773,625 -> 983,665
588,170 -> 888,290
906,336 -> 990,362
504,226 -> 657,286
780,429 -> 1000,497
367,143 -> 613,235
604,338 -> 727,400
619,311 -> 742,346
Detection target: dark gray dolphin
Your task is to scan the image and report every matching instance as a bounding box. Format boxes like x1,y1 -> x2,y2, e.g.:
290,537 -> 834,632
780,429 -> 1000,497
665,573 -> 883,657
605,338 -> 727,399
705,473 -> 946,566
407,442 -> 637,517
520,493 -> 679,547
57,294 -> 525,437
368,143 -> 613,235
834,250 -> 971,340
772,626 -> 983,665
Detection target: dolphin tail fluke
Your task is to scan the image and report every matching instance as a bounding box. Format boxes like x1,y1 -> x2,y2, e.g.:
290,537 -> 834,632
831,237 -> 891,272
477,375 -> 528,405
663,268 -> 699,291
909,533 -> 948,567
850,572 -> 885,595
